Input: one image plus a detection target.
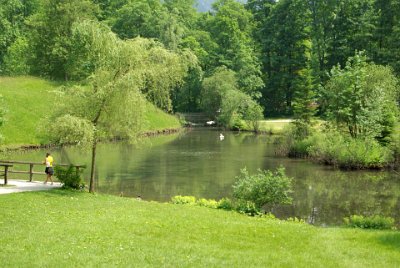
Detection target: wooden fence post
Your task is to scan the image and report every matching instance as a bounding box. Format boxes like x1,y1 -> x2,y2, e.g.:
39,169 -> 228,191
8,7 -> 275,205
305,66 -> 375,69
4,165 -> 9,185
29,164 -> 34,182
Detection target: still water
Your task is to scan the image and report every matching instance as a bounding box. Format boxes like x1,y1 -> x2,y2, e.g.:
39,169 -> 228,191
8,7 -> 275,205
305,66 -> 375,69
3,129 -> 400,226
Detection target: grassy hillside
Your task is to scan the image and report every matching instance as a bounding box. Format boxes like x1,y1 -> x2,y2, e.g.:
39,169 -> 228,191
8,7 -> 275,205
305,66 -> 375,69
0,76 -> 181,147
0,191 -> 399,267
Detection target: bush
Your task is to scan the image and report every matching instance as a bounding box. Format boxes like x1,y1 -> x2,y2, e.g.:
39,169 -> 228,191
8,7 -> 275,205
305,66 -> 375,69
217,198 -> 234,210
196,198 -> 218,208
234,200 -> 261,216
171,195 -> 196,205
309,132 -> 393,169
233,167 -> 293,210
275,123 -> 313,157
289,139 -> 313,158
344,215 -> 395,230
54,165 -> 85,190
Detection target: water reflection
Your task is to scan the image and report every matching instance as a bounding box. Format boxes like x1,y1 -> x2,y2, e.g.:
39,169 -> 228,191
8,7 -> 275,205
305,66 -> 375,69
2,129 -> 399,226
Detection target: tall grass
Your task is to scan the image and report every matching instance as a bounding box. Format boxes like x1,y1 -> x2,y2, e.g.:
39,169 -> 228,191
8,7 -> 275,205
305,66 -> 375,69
308,133 -> 393,169
275,124 -> 394,169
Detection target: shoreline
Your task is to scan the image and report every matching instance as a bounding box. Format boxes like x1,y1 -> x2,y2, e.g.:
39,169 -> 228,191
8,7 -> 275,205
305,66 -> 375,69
0,127 -> 185,152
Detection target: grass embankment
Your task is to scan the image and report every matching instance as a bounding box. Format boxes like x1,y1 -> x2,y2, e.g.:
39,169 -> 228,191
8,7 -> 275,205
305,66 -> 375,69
0,76 -> 181,147
1,191 -> 399,267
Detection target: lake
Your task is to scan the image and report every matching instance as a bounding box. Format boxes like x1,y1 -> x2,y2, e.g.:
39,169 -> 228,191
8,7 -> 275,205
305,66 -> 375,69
3,129 -> 399,227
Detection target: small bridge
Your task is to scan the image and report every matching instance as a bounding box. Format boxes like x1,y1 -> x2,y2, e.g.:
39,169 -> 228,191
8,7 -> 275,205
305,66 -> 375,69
0,160 -> 84,185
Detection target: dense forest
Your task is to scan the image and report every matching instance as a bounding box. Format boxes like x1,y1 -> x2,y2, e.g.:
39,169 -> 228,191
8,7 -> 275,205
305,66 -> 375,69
1,0 -> 399,119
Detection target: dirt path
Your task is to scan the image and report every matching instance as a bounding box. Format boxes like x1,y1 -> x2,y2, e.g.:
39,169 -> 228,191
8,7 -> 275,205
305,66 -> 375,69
0,180 -> 62,195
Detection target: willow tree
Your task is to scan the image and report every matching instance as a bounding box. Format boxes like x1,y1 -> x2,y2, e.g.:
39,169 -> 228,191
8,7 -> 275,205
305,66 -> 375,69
48,21 -> 189,192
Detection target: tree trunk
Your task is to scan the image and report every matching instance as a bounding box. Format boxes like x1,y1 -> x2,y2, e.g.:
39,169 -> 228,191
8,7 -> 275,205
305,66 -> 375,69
89,138 -> 97,193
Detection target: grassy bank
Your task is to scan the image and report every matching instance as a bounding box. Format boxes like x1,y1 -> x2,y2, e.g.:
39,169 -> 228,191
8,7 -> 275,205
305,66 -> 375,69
1,191 -> 399,267
0,76 -> 181,147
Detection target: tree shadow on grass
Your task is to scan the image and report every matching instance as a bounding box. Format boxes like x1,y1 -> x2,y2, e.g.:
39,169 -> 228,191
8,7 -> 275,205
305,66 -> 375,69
35,188 -> 87,198
377,233 -> 400,250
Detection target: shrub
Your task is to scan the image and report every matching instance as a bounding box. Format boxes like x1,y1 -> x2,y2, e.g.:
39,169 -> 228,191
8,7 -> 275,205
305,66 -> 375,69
275,123 -> 313,157
309,132 -> 393,169
196,198 -> 218,208
234,200 -> 261,216
274,125 -> 297,156
233,167 -> 293,210
54,165 -> 85,190
217,198 -> 234,210
170,195 -> 196,205
344,215 -> 395,230
289,139 -> 313,158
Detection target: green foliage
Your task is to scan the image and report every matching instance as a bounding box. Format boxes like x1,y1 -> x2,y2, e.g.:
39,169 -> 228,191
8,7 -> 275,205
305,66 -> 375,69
49,20 -> 190,192
240,95 -> 264,132
260,0 -> 313,116
308,131 -> 393,169
207,0 -> 263,95
322,52 -> 400,139
110,0 -> 167,40
27,0 -> 99,79
46,114 -> 94,146
289,138 -> 314,158
274,123 -> 314,157
200,66 -> 263,129
171,195 -> 196,205
233,167 -> 293,210
196,198 -> 218,208
277,125 -> 394,169
0,0 -> 37,72
200,66 -> 237,117
54,165 -> 85,190
344,215 -> 395,230
171,196 -> 218,209
2,36 -> 31,75
217,197 -> 234,210
218,89 -> 248,129
234,200 -> 260,216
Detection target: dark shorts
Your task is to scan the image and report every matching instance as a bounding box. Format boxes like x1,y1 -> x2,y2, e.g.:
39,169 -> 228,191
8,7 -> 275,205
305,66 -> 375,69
45,167 -> 54,175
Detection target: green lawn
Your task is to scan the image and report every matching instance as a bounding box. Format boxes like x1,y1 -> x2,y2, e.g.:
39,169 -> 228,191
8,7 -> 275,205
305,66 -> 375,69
0,76 -> 181,147
0,76 -> 62,146
0,191 -> 399,267
258,119 -> 292,134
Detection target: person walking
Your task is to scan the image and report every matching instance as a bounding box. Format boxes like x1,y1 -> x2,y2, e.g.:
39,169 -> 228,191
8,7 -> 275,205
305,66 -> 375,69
43,152 -> 54,184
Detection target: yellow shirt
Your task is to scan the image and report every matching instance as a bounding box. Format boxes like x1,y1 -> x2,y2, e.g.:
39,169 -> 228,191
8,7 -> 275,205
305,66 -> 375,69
46,156 -> 54,167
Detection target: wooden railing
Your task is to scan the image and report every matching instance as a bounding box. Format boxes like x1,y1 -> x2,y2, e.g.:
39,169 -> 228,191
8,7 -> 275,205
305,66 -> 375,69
0,160 -> 85,185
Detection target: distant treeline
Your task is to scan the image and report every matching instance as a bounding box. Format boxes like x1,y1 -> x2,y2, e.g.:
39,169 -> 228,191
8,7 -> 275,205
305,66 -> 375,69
0,0 -> 399,117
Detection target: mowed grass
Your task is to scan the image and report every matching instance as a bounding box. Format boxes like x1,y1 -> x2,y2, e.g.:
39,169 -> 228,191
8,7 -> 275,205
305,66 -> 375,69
1,191 -> 399,267
0,76 -> 61,146
145,103 -> 181,131
258,119 -> 291,134
0,76 -> 181,146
